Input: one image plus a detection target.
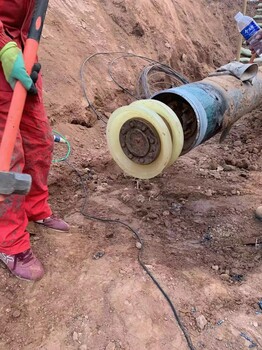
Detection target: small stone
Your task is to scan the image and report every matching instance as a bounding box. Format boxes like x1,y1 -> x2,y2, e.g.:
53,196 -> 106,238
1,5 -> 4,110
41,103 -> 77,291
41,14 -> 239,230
162,210 -> 170,217
136,194 -> 146,203
165,42 -> 171,48
32,236 -> 40,241
181,53 -> 187,62
238,159 -> 250,169
106,232 -> 114,239
121,193 -> 131,203
205,189 -> 213,197
212,265 -> 219,271
108,174 -> 118,181
73,332 -> 78,342
215,334 -> 224,341
223,164 -> 236,172
196,315 -> 208,330
164,220 -> 170,228
79,345 -> 87,350
136,242 -> 142,250
249,165 -> 258,171
105,342 -> 116,350
220,274 -> 230,281
12,310 -> 21,318
209,161 -> 218,170
255,206 -> 262,221
253,321 -> 258,328
81,21 -> 87,29
224,156 -> 236,166
148,213 -> 158,220
234,140 -> 242,147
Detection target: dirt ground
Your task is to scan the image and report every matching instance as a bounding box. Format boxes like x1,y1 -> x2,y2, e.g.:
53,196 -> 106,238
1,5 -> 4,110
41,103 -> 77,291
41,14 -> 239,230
1,1 -> 262,350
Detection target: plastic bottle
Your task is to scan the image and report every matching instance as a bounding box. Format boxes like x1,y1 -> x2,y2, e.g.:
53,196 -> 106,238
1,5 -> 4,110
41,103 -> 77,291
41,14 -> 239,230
235,12 -> 262,57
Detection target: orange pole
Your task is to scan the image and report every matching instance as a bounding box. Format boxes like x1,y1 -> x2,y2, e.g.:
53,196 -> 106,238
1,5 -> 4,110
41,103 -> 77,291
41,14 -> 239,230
0,39 -> 39,171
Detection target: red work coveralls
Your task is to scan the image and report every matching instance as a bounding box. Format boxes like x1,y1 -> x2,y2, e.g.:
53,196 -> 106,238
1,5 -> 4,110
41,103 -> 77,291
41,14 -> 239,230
0,0 -> 53,254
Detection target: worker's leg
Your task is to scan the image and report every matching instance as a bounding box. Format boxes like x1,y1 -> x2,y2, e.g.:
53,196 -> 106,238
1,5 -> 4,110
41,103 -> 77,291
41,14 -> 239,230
20,74 -> 54,221
20,74 -> 69,232
0,91 -> 30,255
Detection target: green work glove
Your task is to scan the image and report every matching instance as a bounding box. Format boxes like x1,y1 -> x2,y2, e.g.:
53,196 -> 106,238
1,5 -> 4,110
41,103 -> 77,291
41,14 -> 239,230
0,41 -> 37,94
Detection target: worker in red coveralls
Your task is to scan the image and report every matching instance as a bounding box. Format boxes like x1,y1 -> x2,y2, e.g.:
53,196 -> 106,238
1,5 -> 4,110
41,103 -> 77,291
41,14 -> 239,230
0,1 -> 69,281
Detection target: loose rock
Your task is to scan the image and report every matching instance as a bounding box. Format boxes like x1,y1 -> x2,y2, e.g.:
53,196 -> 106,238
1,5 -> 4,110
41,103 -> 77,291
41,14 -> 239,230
105,342 -> 116,350
79,345 -> 87,350
73,331 -> 78,342
136,242 -> 142,250
148,213 -> 158,220
223,164 -> 235,172
205,189 -> 213,197
106,232 -> 114,239
233,140 -> 242,147
220,274 -> 230,281
136,194 -> 146,203
196,315 -> 208,330
255,206 -> 262,221
12,310 -> 21,318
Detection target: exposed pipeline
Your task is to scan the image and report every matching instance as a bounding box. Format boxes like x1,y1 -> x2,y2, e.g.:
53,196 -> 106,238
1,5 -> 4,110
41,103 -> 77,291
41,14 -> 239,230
106,62 -> 262,179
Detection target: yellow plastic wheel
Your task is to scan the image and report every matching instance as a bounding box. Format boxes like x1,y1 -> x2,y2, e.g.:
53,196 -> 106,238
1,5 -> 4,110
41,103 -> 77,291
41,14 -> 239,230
106,105 -> 173,179
131,99 -> 184,166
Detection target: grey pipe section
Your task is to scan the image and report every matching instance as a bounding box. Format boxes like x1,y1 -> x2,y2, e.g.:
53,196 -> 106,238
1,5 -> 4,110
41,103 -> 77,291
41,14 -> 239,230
205,71 -> 262,122
152,67 -> 262,154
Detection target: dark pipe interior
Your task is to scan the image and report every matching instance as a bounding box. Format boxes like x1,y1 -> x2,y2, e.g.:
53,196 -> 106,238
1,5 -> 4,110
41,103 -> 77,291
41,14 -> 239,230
153,93 -> 198,154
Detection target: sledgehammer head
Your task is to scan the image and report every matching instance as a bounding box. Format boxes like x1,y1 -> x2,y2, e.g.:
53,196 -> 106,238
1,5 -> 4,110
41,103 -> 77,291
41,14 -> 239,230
0,172 -> 32,195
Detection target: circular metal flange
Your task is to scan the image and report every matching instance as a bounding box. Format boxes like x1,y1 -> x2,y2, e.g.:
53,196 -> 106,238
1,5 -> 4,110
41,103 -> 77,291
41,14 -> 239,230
131,100 -> 184,166
120,119 -> 160,165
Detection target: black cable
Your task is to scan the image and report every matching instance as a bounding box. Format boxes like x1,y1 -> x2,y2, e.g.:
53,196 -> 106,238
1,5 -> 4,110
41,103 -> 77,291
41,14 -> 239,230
80,51 -> 190,123
137,63 -> 190,98
65,160 -> 196,350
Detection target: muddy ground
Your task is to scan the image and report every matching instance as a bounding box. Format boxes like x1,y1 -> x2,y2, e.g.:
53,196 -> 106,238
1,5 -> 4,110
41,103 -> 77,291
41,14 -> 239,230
1,1 -> 262,350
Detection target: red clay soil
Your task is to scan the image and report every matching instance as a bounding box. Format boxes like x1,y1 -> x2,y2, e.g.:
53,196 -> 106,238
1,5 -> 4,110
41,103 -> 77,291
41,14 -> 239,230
1,1 -> 262,350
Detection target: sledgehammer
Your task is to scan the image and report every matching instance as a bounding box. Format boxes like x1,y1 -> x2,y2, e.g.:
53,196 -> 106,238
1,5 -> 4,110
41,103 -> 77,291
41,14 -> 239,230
0,0 -> 49,200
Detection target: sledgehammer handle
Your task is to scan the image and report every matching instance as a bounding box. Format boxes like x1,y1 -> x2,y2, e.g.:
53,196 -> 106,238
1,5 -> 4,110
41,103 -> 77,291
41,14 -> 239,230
0,0 -> 49,173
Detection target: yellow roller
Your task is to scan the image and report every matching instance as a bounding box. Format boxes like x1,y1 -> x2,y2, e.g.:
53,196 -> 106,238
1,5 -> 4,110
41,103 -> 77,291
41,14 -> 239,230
131,99 -> 184,166
106,105 -> 173,179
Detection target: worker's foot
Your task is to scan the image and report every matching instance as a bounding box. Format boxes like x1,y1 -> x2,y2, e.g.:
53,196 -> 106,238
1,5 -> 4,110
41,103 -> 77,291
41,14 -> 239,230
0,249 -> 44,281
35,215 -> 70,232
255,206 -> 262,221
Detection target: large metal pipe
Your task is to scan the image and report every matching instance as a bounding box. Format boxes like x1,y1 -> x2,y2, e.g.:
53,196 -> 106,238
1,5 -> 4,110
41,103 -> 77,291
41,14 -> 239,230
107,64 -> 262,179
152,68 -> 262,154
